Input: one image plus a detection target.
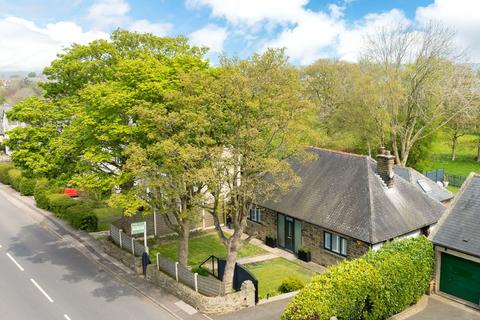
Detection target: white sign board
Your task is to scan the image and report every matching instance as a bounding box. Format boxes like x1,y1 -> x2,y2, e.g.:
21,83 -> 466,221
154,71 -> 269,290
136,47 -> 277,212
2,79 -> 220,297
131,222 -> 146,235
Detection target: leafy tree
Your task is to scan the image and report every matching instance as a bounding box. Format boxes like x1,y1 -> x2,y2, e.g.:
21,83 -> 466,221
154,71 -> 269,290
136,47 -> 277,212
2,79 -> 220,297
362,23 -> 473,165
205,49 -> 314,292
117,68 -> 214,267
7,30 -> 207,197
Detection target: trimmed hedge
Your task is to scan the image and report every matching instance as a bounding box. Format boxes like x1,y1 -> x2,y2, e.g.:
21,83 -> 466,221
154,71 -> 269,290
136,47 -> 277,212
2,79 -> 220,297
19,177 -> 36,196
279,276 -> 305,293
282,237 -> 433,320
34,178 -> 51,209
0,162 -> 14,184
65,203 -> 98,232
7,168 -> 23,191
46,194 -> 78,218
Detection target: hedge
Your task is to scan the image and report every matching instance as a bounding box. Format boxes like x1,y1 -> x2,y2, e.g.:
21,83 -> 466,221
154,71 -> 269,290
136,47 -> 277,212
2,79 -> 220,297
65,203 -> 98,232
46,194 -> 78,218
34,178 -> 51,209
279,276 -> 305,294
282,237 -> 434,320
7,168 -> 23,191
0,162 -> 14,184
19,177 -> 36,196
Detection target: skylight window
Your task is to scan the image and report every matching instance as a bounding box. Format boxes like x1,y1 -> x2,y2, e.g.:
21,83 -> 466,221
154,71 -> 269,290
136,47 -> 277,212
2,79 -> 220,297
417,179 -> 432,193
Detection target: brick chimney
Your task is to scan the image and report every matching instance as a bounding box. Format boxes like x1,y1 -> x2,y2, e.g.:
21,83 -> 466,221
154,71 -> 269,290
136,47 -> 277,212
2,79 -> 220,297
377,147 -> 395,188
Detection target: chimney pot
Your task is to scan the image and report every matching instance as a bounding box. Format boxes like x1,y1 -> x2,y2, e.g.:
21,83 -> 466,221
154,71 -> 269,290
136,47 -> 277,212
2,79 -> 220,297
377,149 -> 395,188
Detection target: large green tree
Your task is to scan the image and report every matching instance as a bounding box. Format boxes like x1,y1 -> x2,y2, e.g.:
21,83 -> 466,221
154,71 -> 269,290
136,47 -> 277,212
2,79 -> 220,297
205,49 -> 314,292
7,30 -> 207,196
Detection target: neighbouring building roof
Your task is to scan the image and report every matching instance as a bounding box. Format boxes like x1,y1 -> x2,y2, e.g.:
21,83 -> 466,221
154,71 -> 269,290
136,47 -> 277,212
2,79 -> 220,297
431,173 -> 480,258
258,147 -> 446,244
394,166 -> 454,203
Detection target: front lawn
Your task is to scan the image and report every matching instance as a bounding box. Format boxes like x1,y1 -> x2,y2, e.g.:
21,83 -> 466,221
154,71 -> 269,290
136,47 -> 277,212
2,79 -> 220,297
244,257 -> 316,299
149,233 -> 267,267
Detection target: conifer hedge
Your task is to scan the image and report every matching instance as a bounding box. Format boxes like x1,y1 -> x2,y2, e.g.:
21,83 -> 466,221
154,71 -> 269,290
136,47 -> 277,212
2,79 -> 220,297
282,237 -> 434,320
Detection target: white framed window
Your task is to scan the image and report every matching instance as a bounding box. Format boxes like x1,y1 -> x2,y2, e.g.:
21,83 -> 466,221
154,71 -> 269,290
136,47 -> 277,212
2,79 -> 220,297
248,207 -> 262,223
324,231 -> 348,256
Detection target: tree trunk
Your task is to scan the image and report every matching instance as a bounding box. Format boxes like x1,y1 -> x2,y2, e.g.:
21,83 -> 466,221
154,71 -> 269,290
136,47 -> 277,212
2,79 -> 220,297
477,136 -> 480,162
222,239 -> 239,294
177,221 -> 190,267
451,134 -> 458,161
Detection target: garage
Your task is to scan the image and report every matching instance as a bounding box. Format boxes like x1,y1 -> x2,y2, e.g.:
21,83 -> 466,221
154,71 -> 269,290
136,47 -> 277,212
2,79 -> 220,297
430,173 -> 480,307
439,253 -> 480,305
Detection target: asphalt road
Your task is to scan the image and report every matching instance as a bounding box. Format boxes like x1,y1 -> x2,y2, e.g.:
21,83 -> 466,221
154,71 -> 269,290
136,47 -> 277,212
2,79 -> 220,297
0,186 -> 178,320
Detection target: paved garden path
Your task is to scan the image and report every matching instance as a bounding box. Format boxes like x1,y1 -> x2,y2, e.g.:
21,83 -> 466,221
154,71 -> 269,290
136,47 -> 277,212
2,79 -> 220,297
223,227 -> 326,274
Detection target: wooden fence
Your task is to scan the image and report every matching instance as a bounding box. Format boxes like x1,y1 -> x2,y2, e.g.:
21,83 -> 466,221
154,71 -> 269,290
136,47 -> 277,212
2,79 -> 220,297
155,253 -> 224,296
109,224 -> 146,257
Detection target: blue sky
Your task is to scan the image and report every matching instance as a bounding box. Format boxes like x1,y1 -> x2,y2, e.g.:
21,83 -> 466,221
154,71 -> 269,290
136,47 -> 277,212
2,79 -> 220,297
0,0 -> 479,71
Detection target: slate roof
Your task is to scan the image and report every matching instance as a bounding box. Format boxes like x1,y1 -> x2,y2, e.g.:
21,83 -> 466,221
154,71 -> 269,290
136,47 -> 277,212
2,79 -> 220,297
258,147 -> 446,244
430,173 -> 480,258
394,166 -> 454,203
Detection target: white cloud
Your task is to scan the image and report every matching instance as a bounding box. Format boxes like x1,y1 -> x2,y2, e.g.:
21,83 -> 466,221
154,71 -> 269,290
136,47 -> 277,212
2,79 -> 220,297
0,17 -> 108,71
87,0 -> 130,30
188,24 -> 228,52
87,0 -> 172,37
338,9 -> 410,62
416,0 -> 480,61
264,11 -> 343,65
128,19 -> 172,36
186,0 -> 307,26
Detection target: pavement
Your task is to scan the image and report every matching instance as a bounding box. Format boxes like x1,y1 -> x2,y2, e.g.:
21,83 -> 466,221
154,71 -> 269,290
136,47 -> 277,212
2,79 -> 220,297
212,297 -> 291,320
402,295 -> 480,320
0,184 -> 210,320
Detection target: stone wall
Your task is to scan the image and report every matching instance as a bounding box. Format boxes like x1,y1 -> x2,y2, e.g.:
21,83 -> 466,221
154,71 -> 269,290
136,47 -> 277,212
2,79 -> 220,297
102,238 -> 143,274
146,265 -> 255,314
302,221 -> 370,266
244,207 -> 277,242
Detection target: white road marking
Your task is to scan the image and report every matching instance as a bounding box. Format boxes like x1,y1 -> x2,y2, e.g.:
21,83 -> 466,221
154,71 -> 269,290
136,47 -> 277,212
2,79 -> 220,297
30,278 -> 54,303
0,244 -> 2,248
64,315 -> 72,320
6,252 -> 24,271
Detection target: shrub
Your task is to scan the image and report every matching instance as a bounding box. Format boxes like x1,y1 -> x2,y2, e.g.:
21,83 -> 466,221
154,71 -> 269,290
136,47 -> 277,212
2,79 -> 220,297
19,177 -> 36,196
34,178 -> 51,209
0,162 -> 14,184
46,194 -> 78,218
191,266 -> 209,277
65,203 -> 98,232
363,237 -> 434,320
282,237 -> 434,320
92,207 -> 123,220
7,168 -> 23,191
279,276 -> 305,293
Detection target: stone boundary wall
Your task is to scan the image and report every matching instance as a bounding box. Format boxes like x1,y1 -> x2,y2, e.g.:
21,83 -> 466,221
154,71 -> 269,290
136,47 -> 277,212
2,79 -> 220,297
146,265 -> 255,314
102,238 -> 143,274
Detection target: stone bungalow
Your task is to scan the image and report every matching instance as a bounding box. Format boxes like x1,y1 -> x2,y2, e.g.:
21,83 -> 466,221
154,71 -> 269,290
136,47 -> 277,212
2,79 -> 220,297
245,147 -> 446,266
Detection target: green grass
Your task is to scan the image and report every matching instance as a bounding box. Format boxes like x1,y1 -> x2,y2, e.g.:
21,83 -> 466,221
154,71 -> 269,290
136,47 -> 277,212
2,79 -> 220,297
422,131 -> 480,178
93,207 -> 122,231
244,257 -> 316,299
149,233 -> 267,267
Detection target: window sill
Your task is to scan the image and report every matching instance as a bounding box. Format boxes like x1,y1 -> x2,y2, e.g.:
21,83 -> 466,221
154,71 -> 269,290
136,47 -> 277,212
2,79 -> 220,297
323,248 -> 347,258
247,219 -> 263,225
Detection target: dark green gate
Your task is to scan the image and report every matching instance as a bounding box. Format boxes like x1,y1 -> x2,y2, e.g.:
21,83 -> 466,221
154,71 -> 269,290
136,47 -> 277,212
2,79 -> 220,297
440,253 -> 480,305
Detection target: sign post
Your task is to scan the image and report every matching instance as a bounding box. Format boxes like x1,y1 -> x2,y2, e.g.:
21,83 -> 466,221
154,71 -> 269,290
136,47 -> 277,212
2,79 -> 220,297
131,221 -> 149,254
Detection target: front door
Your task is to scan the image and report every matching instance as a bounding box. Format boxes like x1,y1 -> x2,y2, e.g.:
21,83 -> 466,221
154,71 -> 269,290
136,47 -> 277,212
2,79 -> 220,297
285,217 -> 294,251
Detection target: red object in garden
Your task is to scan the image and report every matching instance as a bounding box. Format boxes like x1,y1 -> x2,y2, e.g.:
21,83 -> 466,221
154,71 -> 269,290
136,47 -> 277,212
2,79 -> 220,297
64,188 -> 79,197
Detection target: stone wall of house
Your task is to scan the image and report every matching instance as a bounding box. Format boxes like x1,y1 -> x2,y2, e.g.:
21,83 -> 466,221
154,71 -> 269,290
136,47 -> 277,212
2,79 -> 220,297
302,221 -> 370,266
244,207 -> 277,243
146,265 -> 255,314
102,238 -> 143,274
